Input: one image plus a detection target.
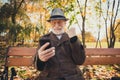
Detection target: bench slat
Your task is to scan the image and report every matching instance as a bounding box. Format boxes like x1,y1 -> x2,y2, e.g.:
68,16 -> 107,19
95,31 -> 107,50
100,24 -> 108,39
7,57 -> 33,66
8,47 -> 36,56
8,47 -> 120,56
6,47 -> 120,66
85,48 -> 120,56
7,57 -> 120,66
84,57 -> 120,65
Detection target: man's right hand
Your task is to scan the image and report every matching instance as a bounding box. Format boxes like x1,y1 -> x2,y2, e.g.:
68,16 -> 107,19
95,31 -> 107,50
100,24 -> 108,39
38,42 -> 55,62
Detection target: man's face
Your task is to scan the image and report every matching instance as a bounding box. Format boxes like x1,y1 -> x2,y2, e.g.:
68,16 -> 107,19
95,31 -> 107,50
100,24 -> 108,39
50,19 -> 66,32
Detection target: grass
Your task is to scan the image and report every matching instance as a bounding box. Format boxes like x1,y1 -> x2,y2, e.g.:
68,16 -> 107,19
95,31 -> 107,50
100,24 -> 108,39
85,42 -> 120,48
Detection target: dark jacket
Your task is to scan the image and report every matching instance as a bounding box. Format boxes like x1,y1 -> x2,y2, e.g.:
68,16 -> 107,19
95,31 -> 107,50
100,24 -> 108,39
34,32 -> 86,80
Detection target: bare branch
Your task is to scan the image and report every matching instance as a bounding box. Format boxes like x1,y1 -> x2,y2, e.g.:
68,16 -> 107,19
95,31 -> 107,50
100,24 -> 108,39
113,0 -> 120,31
77,0 -> 83,19
105,0 -> 110,47
114,22 -> 120,31
16,0 -> 24,13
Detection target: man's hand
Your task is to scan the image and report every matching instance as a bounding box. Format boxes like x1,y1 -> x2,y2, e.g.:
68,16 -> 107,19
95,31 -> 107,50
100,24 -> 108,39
66,27 -> 76,38
38,42 -> 55,62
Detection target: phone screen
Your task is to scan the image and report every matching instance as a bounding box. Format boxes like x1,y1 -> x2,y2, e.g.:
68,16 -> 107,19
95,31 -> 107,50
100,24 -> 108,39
39,39 -> 51,50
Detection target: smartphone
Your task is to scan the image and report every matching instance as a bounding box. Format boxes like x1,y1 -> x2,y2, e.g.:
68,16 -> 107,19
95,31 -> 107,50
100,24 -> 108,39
39,38 -> 51,50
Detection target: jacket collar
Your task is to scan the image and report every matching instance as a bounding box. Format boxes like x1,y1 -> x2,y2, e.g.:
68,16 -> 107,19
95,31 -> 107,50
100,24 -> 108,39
49,32 -> 70,44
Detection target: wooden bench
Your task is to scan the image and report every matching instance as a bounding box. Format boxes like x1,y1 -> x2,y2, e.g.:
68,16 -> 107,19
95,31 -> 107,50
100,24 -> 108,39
2,47 -> 120,80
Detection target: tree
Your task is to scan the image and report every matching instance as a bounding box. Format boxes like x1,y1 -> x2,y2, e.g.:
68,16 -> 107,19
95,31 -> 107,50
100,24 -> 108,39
94,0 -> 102,48
77,0 -> 88,47
0,3 -> 13,43
9,0 -> 25,24
0,0 -> 33,46
102,0 -> 120,48
115,19 -> 120,42
85,32 -> 96,42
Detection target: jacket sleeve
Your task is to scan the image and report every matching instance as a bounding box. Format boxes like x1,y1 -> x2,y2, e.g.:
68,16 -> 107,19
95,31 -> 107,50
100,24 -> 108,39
70,36 -> 86,65
33,43 -> 46,71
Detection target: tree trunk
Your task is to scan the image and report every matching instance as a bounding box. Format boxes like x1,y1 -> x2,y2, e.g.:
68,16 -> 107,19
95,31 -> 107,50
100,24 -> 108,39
10,0 -> 24,46
77,0 -> 88,48
96,0 -> 102,48
108,0 -> 119,48
102,0 -> 119,48
12,14 -> 16,24
82,18 -> 85,47
96,28 -> 102,48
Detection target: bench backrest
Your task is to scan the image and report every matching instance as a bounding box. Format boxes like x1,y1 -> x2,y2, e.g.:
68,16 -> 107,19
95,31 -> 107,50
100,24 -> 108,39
6,47 -> 36,66
6,47 -> 120,67
83,48 -> 120,65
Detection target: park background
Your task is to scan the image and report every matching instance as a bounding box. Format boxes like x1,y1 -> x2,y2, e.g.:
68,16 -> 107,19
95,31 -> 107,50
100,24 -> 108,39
0,0 -> 120,79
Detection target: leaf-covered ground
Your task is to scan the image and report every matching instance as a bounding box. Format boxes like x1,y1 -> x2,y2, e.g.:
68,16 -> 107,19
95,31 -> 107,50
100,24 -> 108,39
80,65 -> 120,80
1,65 -> 120,80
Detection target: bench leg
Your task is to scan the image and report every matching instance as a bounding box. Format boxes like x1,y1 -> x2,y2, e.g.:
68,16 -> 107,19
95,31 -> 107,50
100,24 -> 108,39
4,67 -> 8,80
10,67 -> 17,80
1,67 -> 8,80
111,77 -> 120,80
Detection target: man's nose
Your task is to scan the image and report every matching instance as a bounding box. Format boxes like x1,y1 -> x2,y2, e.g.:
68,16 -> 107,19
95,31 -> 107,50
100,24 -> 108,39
54,23 -> 59,27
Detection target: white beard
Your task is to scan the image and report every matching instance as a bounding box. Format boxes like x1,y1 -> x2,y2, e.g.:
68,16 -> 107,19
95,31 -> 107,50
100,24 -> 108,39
50,28 -> 65,35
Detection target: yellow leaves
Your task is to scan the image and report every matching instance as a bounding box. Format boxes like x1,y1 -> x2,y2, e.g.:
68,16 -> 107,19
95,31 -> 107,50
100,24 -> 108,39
102,0 -> 106,2
115,19 -> 120,41
117,73 -> 120,77
39,7 -> 47,13
61,0 -> 68,6
26,3 -> 46,13
87,12 -> 92,16
23,67 -> 32,76
81,12 -> 86,17
81,65 -> 120,79
26,4 -> 32,12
